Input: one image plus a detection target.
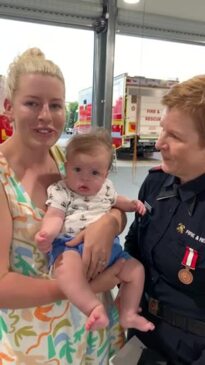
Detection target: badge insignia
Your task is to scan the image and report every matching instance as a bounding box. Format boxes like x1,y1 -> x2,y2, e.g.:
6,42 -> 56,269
177,223 -> 185,234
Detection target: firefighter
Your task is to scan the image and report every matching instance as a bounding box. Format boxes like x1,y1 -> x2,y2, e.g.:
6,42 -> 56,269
125,75 -> 205,364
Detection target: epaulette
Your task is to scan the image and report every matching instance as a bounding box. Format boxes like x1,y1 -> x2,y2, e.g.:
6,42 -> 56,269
149,165 -> 163,173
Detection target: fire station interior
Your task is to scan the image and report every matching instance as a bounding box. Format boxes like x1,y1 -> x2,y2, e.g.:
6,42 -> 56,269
0,2 -> 205,363
0,4 -> 205,206
1,0 -> 205,224
0,0 -> 205,136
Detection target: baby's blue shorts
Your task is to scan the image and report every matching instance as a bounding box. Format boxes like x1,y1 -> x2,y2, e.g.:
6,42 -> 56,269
48,234 -> 131,268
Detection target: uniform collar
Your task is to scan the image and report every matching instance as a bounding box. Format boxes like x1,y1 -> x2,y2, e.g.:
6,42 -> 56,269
157,175 -> 179,200
157,173 -> 205,216
177,174 -> 205,201
158,173 -> 205,200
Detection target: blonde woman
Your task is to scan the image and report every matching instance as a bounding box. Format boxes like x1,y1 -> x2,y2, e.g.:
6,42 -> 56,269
0,48 -> 125,364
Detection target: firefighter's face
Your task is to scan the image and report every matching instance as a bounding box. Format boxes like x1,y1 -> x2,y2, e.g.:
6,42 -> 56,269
6,73 -> 65,149
65,149 -> 110,196
156,107 -> 205,183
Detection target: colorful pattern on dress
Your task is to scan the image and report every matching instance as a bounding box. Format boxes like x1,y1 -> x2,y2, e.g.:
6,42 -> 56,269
0,146 -> 125,365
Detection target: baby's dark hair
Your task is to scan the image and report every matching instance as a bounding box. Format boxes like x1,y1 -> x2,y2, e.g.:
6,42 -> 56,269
66,128 -> 113,169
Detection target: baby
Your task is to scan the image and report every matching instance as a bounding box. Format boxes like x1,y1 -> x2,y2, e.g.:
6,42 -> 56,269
35,128 -> 154,332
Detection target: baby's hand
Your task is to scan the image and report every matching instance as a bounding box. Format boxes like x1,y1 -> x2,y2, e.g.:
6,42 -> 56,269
35,231 -> 52,253
131,200 -> 146,215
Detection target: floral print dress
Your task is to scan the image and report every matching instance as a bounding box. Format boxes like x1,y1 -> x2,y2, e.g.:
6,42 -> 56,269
0,146 -> 125,365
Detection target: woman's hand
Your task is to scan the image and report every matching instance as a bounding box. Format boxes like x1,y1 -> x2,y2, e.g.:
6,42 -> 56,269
67,209 -> 126,280
90,258 -> 125,293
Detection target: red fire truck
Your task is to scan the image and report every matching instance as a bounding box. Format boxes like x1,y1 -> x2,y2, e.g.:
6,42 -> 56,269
0,114 -> 13,143
74,73 -> 178,156
0,75 -> 13,143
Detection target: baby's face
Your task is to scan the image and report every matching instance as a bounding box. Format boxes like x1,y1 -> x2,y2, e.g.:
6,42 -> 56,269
65,150 -> 110,196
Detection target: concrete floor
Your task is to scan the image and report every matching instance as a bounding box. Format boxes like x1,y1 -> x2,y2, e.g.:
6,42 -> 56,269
109,155 -> 160,242
108,157 -> 161,364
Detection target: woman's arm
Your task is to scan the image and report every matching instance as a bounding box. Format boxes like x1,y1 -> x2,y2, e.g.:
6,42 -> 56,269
0,183 -> 66,309
0,183 -> 126,309
0,273 -> 66,309
0,260 -> 125,309
109,207 -> 127,234
90,258 -> 125,293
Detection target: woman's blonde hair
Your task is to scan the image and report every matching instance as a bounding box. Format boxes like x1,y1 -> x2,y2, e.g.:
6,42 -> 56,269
162,75 -> 205,146
6,47 -> 65,100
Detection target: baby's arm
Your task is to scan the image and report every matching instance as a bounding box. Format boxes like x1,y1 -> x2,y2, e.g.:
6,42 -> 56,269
114,195 -> 146,215
35,206 -> 65,253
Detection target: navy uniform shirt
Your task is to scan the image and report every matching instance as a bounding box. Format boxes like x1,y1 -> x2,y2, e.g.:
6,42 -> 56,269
125,167 -> 205,321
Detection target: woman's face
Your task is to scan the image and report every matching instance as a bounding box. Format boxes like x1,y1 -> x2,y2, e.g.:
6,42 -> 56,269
7,73 -> 65,149
156,107 -> 205,183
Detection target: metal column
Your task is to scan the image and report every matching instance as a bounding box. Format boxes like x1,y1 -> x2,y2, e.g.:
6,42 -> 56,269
92,0 -> 117,133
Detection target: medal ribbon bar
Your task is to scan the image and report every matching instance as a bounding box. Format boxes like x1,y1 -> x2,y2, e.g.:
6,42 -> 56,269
181,246 -> 198,270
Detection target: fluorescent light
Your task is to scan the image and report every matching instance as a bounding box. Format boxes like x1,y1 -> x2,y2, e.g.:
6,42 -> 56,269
123,0 -> 140,4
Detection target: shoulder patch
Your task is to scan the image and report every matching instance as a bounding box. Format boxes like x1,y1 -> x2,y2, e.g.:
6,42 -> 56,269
149,165 -> 163,173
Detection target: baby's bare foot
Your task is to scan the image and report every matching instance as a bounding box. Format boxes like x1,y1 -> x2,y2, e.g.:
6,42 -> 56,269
85,304 -> 109,331
120,313 -> 155,332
